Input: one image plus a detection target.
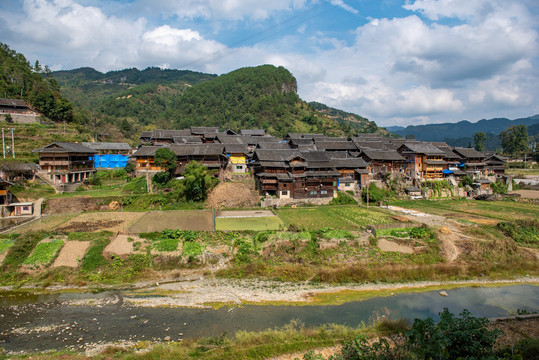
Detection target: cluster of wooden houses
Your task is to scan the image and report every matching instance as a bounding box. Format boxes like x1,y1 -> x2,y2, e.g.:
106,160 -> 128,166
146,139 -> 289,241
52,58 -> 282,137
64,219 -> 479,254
12,127 -> 506,202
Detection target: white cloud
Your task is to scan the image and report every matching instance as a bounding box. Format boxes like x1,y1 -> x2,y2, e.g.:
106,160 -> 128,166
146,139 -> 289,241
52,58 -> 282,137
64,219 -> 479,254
138,0 -> 308,21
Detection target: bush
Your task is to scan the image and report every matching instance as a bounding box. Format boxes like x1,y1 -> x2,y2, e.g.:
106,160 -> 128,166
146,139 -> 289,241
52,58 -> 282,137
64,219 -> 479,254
491,180 -> 508,194
152,171 -> 171,185
497,220 -> 539,246
330,192 -> 357,205
361,183 -> 387,204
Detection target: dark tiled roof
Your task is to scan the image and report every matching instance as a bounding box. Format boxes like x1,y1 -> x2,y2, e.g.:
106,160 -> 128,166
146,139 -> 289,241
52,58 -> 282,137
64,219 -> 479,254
305,170 -> 341,177
289,138 -> 315,146
431,142 -> 462,159
172,136 -> 203,144
315,141 -> 357,151
35,142 -> 97,154
361,150 -> 405,161
131,146 -> 163,157
224,144 -> 249,154
171,144 -> 224,156
82,142 -> 132,151
399,142 -> 445,156
332,158 -> 368,168
140,131 -> 153,138
217,135 -> 245,144
351,139 -> 388,151
257,142 -> 291,150
453,147 -> 486,159
191,126 -> 219,134
0,162 -> 39,171
240,129 -> 266,136
299,150 -> 331,162
0,98 -> 28,108
154,129 -> 191,138
424,160 -> 447,165
255,149 -> 302,162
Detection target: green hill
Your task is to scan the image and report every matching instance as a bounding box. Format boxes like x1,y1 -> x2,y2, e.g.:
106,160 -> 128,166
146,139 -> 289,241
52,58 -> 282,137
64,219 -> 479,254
0,43 -> 73,123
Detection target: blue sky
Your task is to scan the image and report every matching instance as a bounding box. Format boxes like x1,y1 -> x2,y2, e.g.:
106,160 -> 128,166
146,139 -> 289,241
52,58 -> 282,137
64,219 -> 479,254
1,0 -> 538,127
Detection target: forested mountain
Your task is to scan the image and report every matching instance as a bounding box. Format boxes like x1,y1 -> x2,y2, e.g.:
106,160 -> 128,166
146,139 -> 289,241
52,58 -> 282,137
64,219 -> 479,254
393,115 -> 539,142
0,43 -> 73,123
309,101 -> 395,137
55,64 -> 388,138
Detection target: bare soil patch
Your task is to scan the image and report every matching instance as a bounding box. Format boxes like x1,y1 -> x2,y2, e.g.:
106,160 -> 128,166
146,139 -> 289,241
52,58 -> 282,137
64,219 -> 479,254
52,240 -> 91,268
378,239 -> 414,253
128,210 -> 214,233
509,190 -> 539,200
103,234 -> 135,258
55,212 -> 144,233
206,181 -> 259,208
44,197 -> 108,214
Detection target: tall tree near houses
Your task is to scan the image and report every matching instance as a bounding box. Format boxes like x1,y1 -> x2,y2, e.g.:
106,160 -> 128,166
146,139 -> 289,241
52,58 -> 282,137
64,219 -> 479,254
500,125 -> 529,156
473,132 -> 488,151
154,147 -> 177,178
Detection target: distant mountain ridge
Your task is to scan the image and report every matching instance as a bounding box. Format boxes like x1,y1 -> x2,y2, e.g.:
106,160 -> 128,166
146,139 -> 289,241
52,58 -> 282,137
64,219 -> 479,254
393,115 -> 539,142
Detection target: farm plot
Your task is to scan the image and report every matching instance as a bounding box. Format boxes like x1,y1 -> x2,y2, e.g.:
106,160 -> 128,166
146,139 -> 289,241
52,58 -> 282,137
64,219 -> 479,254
7,214 -> 77,234
0,238 -> 15,264
215,210 -> 284,231
128,210 -> 214,233
55,212 -> 145,233
52,240 -> 91,268
23,237 -> 64,267
277,206 -> 396,230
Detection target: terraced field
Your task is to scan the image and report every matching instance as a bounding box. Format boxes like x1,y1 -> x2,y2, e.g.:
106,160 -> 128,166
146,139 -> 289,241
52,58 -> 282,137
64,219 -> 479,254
276,206 -> 397,230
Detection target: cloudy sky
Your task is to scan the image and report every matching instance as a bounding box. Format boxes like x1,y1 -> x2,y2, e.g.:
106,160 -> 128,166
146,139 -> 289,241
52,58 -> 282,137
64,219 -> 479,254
1,0 -> 538,127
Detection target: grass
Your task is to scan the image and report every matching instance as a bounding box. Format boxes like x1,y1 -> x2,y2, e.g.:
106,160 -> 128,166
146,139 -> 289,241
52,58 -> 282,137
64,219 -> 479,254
23,238 -> 64,266
391,199 -> 539,222
505,168 -> 539,176
376,227 -> 414,238
0,238 -> 15,254
79,232 -> 112,273
277,206 -> 396,230
215,216 -> 285,231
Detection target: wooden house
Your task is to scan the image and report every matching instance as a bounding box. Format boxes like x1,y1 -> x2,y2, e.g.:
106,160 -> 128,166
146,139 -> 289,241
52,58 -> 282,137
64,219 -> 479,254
331,157 -> 369,190
484,154 -> 506,175
452,148 -> 487,174
170,144 -> 227,174
359,150 -> 405,175
397,142 -> 446,179
0,179 -> 13,205
0,98 -> 33,114
34,142 -> 97,184
131,146 -> 164,171
83,142 -> 132,169
253,150 -> 339,200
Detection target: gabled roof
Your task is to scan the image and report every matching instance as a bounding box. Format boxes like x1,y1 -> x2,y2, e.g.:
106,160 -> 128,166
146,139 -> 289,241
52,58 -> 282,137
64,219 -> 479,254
131,145 -> 163,157
82,142 -> 132,151
257,142 -> 291,150
0,162 -> 40,172
153,129 -> 191,138
0,98 -> 28,108
240,129 -> 266,136
254,149 -> 302,162
140,131 -> 153,139
224,144 -> 249,154
191,126 -> 219,134
217,134 -> 245,144
172,136 -> 203,144
171,144 -> 224,156
299,150 -> 331,163
332,158 -> 368,169
352,139 -> 388,151
399,142 -> 445,156
352,133 -> 382,140
289,138 -> 314,146
361,150 -> 405,161
315,141 -> 357,151
34,142 -> 97,154
485,154 -> 507,163
430,142 -> 462,159
453,147 -> 486,159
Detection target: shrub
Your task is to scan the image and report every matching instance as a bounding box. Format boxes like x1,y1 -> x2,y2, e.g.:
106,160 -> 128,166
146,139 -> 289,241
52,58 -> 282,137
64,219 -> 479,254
497,220 -> 539,246
330,192 -> 358,205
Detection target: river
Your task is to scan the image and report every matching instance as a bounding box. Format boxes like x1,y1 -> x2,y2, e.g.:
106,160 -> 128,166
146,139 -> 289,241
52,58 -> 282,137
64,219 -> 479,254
0,284 -> 538,354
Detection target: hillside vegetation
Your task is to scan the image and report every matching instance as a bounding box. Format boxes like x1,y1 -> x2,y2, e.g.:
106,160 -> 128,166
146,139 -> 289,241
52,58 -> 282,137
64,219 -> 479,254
0,43 -> 73,123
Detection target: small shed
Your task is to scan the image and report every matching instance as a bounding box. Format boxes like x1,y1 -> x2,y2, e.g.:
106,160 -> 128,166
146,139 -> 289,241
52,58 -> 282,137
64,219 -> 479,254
9,202 -> 33,216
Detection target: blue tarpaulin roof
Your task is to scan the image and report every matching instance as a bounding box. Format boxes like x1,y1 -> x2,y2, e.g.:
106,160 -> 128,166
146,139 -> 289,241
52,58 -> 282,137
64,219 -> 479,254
442,169 -> 453,174
91,154 -> 128,168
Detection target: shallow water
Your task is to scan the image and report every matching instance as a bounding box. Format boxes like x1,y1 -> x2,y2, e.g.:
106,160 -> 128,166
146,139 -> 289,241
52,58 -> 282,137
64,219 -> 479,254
0,284 -> 537,354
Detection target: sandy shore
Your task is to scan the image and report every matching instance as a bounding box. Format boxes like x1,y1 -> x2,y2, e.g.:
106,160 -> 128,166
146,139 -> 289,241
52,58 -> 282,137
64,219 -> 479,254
47,275 -> 538,308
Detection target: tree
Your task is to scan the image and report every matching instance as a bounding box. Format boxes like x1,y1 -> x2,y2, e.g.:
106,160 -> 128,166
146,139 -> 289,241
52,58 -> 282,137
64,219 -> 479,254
183,161 -> 218,202
154,147 -> 177,178
4,113 -> 13,123
500,125 -> 528,156
473,132 -> 488,151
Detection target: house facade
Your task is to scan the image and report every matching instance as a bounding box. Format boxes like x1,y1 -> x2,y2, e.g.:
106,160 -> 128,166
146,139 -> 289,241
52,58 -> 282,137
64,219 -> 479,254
34,142 -> 96,184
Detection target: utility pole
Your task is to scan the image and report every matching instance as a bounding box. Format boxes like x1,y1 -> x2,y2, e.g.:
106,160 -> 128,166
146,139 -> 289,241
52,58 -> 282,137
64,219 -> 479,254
11,128 -> 14,158
366,182 -> 369,209
2,128 -> 4,159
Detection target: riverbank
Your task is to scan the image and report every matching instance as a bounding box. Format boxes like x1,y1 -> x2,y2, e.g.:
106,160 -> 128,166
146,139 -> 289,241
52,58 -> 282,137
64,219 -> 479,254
4,275 -> 538,308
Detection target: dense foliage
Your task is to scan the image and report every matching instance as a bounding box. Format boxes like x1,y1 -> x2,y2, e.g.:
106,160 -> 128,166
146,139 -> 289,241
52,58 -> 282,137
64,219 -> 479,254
306,308 -> 502,360
0,43 -> 74,122
183,161 -> 219,202
500,125 -> 529,156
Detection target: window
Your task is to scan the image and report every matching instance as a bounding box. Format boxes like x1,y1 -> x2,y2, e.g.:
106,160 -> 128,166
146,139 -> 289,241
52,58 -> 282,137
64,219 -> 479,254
321,190 -> 328,195
23,206 -> 29,211
310,190 -> 317,195
236,165 -> 243,170
281,191 -> 288,195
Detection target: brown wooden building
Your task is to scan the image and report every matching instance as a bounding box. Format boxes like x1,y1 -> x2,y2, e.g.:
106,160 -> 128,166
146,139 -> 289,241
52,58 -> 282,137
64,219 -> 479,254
34,142 -> 97,184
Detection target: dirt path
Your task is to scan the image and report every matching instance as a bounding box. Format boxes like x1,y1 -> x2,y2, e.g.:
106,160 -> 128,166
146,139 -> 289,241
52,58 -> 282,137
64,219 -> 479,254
378,239 -> 414,253
387,206 -> 461,262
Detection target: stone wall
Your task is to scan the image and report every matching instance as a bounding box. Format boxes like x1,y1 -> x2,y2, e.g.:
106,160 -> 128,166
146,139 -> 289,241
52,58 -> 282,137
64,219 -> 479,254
2,114 -> 40,124
261,196 -> 333,208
